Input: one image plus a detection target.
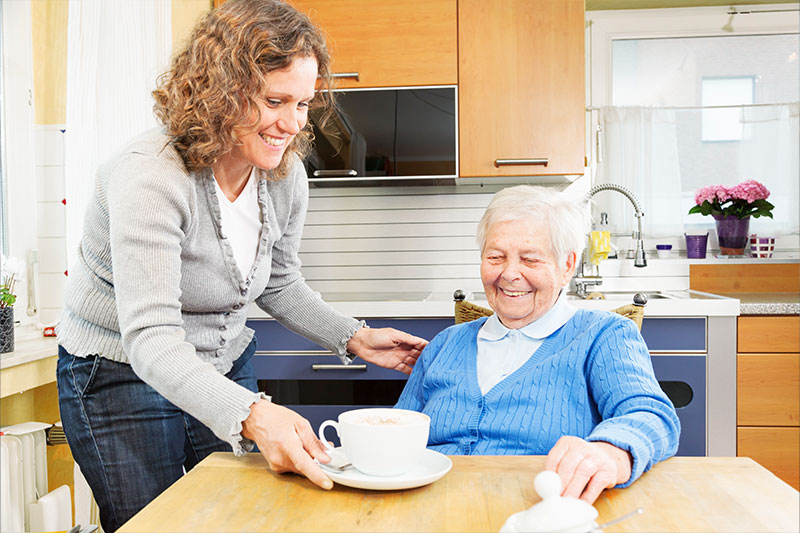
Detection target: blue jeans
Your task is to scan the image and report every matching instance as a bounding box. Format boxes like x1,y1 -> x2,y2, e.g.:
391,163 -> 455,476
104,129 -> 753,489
57,338 -> 258,533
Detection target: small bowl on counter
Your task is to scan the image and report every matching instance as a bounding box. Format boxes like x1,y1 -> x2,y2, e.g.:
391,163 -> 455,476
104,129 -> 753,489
655,244 -> 673,259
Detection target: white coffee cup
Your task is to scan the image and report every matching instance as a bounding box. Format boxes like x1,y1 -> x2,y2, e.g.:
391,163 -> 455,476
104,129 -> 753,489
318,408 -> 430,477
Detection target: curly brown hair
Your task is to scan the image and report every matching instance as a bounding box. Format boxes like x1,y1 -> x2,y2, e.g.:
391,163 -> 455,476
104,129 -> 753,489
153,0 -> 334,178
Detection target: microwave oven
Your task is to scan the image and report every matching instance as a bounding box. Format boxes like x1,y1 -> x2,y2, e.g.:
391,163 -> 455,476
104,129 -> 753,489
305,85 -> 458,184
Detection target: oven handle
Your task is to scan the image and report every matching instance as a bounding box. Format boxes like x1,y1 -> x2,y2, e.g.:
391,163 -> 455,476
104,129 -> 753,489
311,364 -> 368,371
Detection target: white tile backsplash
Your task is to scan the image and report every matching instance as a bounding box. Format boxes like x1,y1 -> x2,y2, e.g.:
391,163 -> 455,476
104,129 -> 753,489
33,126 -> 65,166
36,202 -> 66,238
37,237 -> 67,274
37,272 -> 67,309
33,124 -> 67,323
36,165 -> 65,202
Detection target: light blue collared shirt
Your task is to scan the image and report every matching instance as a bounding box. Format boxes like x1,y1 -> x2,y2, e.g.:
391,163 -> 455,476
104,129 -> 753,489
476,290 -> 577,395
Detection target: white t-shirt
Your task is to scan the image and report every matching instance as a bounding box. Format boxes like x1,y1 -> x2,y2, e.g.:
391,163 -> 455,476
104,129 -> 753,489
213,167 -> 262,278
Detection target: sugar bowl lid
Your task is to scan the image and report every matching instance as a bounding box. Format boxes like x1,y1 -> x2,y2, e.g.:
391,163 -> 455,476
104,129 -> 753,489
501,470 -> 599,533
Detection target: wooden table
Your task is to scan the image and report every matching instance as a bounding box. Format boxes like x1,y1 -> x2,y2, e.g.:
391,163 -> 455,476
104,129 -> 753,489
119,454 -> 799,532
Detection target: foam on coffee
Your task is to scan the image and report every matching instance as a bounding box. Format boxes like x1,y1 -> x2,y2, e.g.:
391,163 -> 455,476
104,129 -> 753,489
355,413 -> 422,426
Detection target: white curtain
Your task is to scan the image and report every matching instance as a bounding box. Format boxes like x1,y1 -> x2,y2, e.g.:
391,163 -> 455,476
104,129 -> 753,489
64,0 -> 171,269
595,107 -> 684,238
596,104 -> 800,240
739,103 -> 800,237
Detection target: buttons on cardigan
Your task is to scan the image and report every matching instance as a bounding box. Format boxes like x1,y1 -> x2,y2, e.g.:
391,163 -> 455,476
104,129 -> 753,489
240,289 -> 247,296
233,304 -> 241,310
220,325 -> 227,331
220,339 -> 226,346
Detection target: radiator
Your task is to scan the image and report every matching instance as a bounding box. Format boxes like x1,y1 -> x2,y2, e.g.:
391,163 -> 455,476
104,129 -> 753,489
1,422 -> 71,533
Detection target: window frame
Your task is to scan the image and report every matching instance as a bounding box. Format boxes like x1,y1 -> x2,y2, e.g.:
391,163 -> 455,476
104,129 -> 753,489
585,4 -> 799,244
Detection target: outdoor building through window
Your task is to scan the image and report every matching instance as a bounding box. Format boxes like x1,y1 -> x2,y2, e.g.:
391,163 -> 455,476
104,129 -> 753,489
701,76 -> 754,142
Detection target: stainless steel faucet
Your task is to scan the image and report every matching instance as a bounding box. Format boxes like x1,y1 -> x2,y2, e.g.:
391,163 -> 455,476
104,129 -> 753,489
572,184 -> 647,298
587,183 -> 647,268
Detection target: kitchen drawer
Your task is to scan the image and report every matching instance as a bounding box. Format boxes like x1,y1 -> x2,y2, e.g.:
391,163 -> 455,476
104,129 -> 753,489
737,353 -> 800,426
247,318 -> 453,353
738,426 -> 800,490
650,355 -> 706,456
738,316 -> 800,353
641,318 -> 706,352
253,354 -> 409,380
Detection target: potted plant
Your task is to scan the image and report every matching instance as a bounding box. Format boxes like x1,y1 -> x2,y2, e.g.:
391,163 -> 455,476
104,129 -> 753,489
1,254 -> 24,353
688,180 -> 774,255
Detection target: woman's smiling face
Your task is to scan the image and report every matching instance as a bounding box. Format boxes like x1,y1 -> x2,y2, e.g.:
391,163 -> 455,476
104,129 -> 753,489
480,217 -> 576,329
223,55 -> 318,178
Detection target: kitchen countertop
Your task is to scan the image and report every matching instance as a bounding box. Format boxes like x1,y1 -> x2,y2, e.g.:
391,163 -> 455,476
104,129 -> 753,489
724,292 -> 800,315
249,289 -> 741,319
0,325 -> 59,397
0,325 -> 58,369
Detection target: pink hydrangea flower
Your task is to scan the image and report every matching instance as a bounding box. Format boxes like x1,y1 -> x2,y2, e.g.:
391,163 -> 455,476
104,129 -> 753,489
694,184 -> 731,205
730,179 -> 770,203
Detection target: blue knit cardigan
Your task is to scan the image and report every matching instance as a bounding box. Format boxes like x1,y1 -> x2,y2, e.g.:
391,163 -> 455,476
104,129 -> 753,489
395,309 -> 680,486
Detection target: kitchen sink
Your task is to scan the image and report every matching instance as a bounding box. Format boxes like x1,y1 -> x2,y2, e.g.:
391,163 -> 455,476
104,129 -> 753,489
566,291 -> 675,301
467,290 -> 681,302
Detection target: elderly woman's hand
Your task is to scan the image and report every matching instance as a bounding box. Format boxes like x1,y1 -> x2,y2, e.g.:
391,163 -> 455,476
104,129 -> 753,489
241,399 -> 333,490
346,327 -> 428,374
544,436 -> 633,504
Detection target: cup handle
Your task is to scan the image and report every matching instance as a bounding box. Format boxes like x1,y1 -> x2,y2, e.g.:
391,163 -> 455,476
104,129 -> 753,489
318,420 -> 339,451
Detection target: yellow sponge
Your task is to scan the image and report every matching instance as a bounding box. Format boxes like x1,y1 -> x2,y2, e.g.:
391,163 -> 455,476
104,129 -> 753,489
589,230 -> 611,266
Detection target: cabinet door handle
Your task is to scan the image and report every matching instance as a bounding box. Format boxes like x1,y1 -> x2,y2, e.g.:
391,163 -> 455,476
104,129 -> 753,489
311,364 -> 368,371
494,158 -> 549,167
312,169 -> 358,177
330,72 -> 360,81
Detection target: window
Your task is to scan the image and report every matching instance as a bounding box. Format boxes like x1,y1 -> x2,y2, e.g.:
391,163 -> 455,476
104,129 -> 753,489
589,6 -> 799,241
701,76 -> 754,142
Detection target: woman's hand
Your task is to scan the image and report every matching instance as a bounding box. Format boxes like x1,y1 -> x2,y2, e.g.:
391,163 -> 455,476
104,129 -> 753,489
241,399 -> 333,490
544,436 -> 632,504
346,327 -> 428,375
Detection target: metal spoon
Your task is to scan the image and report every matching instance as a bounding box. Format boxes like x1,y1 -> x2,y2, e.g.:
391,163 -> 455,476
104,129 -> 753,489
595,507 -> 644,531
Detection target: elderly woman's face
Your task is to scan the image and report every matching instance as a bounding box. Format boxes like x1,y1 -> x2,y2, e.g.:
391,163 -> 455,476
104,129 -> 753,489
231,55 -> 318,174
480,218 -> 576,329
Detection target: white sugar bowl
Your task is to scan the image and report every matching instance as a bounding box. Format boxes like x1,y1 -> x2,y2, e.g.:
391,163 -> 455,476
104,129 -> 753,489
500,470 -> 600,533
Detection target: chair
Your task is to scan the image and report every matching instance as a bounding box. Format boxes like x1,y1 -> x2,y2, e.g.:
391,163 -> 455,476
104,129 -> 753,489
453,290 -> 646,331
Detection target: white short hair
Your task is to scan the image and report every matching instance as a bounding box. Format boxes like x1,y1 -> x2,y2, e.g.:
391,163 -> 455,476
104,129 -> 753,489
476,185 -> 590,267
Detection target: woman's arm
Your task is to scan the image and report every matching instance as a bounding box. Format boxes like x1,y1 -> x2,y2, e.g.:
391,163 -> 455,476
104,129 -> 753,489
254,158 -> 426,369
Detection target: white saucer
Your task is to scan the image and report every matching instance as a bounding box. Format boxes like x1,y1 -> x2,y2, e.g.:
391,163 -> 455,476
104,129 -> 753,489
318,448 -> 452,490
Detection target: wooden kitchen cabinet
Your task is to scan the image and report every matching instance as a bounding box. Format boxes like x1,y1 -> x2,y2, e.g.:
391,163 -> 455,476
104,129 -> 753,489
738,427 -> 800,490
737,353 -> 799,426
457,0 -> 585,178
737,315 -> 800,490
289,0 -> 457,88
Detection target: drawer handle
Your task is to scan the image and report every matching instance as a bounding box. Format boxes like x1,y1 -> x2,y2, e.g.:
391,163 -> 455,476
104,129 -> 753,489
330,72 -> 360,81
494,158 -> 549,167
312,169 -> 358,177
311,364 -> 368,371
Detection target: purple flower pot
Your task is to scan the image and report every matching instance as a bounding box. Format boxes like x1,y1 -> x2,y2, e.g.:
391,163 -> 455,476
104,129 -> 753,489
713,215 -> 751,255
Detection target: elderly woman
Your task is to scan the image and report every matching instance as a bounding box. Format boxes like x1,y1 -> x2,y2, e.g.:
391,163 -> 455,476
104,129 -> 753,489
396,185 -> 680,504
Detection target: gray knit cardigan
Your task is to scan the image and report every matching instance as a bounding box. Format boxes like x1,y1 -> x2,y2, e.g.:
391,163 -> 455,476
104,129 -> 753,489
56,128 -> 362,454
